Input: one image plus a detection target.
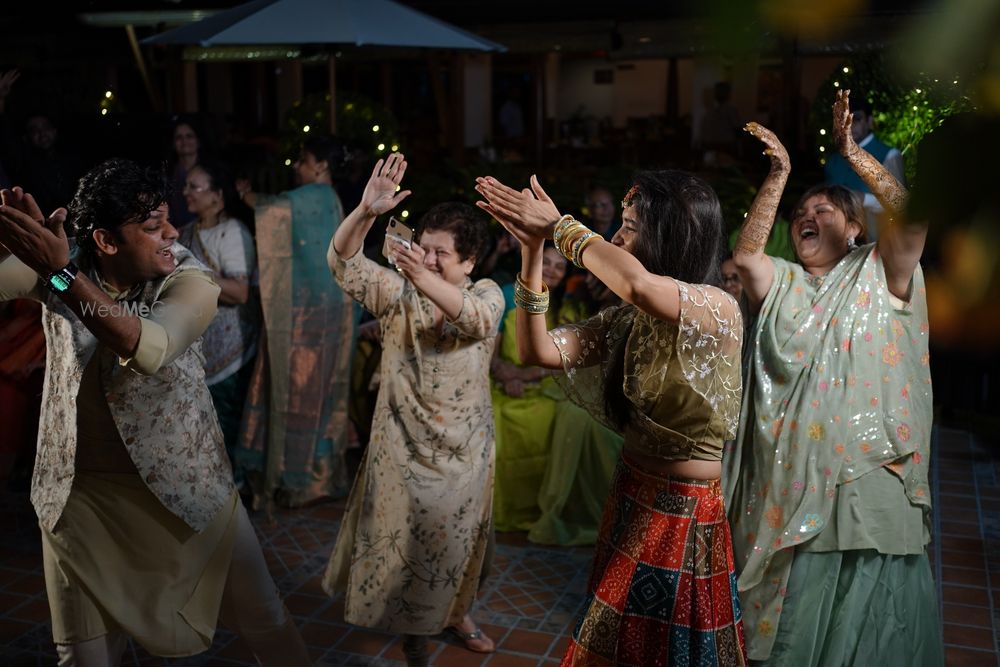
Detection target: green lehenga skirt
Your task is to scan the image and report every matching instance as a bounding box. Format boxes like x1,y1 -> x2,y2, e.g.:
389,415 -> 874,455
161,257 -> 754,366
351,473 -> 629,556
757,549 -> 943,667
528,400 -> 623,546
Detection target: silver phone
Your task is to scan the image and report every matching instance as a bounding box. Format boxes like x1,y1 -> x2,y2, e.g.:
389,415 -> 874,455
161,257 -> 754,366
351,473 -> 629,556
382,216 -> 413,265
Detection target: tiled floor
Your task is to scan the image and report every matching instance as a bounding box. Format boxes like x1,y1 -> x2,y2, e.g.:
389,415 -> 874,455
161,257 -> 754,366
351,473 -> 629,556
933,427 -> 1000,666
0,486 -> 589,666
0,426 -> 997,666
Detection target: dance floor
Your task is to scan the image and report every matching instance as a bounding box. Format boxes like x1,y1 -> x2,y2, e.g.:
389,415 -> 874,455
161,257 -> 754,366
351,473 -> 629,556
0,426 -> 997,666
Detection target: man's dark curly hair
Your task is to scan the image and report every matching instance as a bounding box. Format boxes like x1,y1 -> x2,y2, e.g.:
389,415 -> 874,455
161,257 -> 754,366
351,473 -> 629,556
415,202 -> 490,265
68,159 -> 170,253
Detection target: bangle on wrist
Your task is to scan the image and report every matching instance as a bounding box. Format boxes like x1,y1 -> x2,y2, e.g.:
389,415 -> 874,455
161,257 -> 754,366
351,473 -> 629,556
572,232 -> 600,268
514,272 -> 549,314
552,214 -> 577,244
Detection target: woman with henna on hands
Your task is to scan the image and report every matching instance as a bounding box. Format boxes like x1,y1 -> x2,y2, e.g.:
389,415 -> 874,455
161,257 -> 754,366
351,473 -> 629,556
723,90 -> 942,665
477,170 -> 747,666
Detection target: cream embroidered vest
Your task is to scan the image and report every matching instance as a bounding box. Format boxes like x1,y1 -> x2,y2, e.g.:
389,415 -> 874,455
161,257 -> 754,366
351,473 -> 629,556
30,243 -> 235,532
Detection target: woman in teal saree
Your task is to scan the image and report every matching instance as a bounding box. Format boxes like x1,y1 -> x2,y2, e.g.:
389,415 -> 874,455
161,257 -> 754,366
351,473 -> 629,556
236,136 -> 358,509
723,90 -> 942,666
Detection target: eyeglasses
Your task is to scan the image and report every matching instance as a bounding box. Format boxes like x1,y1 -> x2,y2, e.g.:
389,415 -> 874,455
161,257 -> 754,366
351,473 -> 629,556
182,183 -> 209,193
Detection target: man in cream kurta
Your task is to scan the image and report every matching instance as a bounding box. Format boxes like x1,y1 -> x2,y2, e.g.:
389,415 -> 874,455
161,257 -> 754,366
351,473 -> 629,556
0,160 -> 308,666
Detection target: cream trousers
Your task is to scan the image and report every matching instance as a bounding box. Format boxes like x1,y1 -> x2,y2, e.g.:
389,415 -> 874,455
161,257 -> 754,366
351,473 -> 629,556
54,503 -> 309,666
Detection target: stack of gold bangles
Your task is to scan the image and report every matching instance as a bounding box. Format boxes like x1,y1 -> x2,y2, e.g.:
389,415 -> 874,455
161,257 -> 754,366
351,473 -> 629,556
553,215 -> 600,268
514,272 -> 549,313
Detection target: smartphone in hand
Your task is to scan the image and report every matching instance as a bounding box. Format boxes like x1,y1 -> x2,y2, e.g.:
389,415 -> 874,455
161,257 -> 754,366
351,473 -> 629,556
382,216 -> 413,265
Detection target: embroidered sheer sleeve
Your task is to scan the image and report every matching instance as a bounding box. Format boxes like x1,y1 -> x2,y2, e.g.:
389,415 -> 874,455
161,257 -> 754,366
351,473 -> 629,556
671,279 -> 744,438
548,304 -> 633,431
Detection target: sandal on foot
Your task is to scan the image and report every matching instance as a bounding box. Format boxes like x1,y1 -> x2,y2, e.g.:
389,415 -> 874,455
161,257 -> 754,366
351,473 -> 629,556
446,625 -> 495,654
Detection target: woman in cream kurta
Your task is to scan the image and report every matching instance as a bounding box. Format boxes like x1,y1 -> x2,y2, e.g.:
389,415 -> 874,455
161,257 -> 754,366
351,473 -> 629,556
322,154 -> 504,653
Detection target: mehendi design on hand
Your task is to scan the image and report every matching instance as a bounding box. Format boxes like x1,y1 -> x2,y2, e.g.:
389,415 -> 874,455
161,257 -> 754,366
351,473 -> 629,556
734,123 -> 790,257
833,90 -> 907,217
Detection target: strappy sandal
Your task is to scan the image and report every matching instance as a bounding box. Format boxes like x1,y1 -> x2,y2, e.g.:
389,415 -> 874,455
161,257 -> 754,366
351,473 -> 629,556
446,625 -> 495,654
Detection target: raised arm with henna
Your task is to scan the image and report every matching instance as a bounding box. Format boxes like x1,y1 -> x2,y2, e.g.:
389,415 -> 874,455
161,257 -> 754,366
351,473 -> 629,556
834,89 -> 925,299
833,90 -> 906,217
732,122 -> 789,311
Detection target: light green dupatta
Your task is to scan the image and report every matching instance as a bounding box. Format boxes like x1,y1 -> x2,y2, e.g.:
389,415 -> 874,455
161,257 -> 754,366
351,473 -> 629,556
238,183 -> 358,508
722,244 -> 933,660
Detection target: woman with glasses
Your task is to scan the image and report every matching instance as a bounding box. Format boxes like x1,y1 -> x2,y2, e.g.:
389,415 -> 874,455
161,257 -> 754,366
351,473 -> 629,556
177,161 -> 259,469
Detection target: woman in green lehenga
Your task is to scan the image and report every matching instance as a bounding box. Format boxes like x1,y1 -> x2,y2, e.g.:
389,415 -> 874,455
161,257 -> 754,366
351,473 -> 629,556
490,245 -> 570,532
235,135 -> 358,509
528,397 -> 623,547
490,246 -> 623,539
723,90 -> 943,665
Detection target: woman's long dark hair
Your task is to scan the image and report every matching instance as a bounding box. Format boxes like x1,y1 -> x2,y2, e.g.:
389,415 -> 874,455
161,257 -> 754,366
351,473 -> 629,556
302,134 -> 350,179
542,242 -> 570,318
167,116 -> 204,167
602,170 -> 725,430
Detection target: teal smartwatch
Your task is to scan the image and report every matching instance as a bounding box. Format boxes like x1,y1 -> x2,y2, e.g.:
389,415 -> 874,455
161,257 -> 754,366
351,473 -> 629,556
45,262 -> 79,294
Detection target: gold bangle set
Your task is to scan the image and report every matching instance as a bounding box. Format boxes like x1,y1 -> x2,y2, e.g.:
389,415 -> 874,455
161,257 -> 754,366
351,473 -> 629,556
514,272 -> 549,313
553,215 -> 599,268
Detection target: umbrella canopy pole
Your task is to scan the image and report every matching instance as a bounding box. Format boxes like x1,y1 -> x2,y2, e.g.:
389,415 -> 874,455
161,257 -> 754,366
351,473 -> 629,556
125,24 -> 162,112
426,53 -> 451,149
328,55 -> 337,134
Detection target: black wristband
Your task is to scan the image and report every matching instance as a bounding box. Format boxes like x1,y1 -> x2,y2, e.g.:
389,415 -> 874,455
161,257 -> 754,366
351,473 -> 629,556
45,261 -> 79,294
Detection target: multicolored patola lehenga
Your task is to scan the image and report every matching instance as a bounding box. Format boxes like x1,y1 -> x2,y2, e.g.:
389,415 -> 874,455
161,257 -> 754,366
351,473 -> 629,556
550,280 -> 747,667
723,245 -> 939,663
